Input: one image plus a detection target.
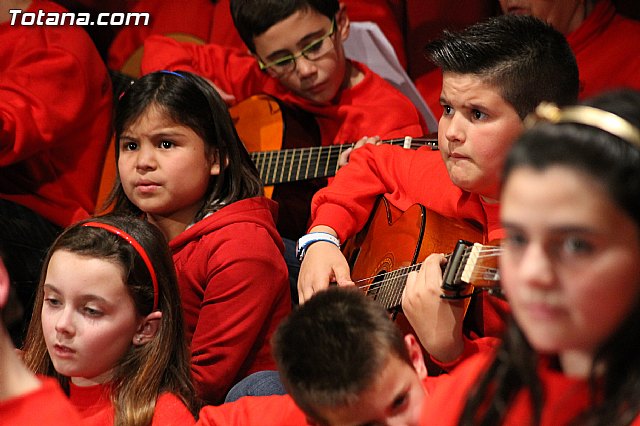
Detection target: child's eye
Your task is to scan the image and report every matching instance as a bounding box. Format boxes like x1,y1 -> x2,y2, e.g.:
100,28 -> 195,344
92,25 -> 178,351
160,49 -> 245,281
391,392 -> 409,411
160,140 -> 174,149
502,230 -> 528,250
562,236 -> 594,255
122,141 -> 138,151
82,306 -> 103,317
472,109 -> 488,120
44,297 -> 62,307
304,38 -> 324,53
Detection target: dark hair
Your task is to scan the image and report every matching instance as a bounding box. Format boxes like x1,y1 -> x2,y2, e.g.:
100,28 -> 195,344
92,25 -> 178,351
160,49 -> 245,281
22,214 -> 200,425
109,70 -> 262,221
272,287 -> 411,419
461,89 -> 640,426
426,14 -> 579,119
231,0 -> 339,52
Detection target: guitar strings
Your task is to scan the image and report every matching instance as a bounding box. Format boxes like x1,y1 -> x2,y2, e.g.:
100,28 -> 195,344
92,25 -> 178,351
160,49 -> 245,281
353,246 -> 502,294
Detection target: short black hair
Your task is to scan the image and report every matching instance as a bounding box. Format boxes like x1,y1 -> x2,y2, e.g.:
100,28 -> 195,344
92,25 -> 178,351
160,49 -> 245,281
426,14 -> 579,119
231,0 -> 339,52
272,287 -> 411,418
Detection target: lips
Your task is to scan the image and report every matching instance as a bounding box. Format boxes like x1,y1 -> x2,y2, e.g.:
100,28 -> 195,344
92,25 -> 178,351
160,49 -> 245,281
134,179 -> 161,194
53,344 -> 76,358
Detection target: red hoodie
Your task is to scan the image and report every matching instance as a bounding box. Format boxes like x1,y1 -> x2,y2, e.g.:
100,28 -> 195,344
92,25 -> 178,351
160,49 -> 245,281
169,196 -> 291,405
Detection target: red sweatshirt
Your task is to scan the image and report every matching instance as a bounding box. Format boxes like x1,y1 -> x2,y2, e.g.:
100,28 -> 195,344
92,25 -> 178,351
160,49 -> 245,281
310,144 -> 508,368
140,38 -> 427,147
69,381 -> 195,425
196,376 -> 432,425
0,0 -> 112,227
109,0 -> 406,74
421,351 -> 640,425
169,197 -> 291,404
0,377 -> 83,426
415,0 -> 640,117
567,0 -> 640,98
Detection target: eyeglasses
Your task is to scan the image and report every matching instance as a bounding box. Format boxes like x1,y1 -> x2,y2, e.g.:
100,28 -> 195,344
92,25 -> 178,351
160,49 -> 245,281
258,19 -> 336,75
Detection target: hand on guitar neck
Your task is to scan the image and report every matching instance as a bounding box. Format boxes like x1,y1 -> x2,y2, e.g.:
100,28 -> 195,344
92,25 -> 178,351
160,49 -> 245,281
402,253 -> 471,365
337,135 -> 381,168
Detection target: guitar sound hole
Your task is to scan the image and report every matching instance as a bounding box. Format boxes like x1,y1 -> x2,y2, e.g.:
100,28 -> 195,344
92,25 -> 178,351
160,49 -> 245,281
367,271 -> 387,300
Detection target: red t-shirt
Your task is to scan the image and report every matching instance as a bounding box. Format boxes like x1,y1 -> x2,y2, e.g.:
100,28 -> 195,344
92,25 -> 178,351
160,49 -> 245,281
0,377 -> 83,425
69,381 -> 195,425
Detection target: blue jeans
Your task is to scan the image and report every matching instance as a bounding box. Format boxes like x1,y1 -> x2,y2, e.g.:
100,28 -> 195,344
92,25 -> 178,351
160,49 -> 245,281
225,370 -> 287,403
283,237 -> 301,305
0,200 -> 62,346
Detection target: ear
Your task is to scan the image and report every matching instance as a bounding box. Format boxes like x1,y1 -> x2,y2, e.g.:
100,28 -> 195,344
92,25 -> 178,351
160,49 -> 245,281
132,310 -> 162,346
336,3 -> 350,42
405,334 -> 428,379
0,257 -> 10,309
209,150 -> 229,177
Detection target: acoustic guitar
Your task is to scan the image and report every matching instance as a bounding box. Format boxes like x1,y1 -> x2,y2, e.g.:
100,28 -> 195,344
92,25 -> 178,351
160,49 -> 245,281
342,196 -> 501,313
228,94 -> 437,239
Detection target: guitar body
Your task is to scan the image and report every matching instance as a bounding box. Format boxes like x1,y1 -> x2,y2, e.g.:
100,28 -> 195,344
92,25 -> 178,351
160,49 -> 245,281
343,197 -> 487,373
229,95 -> 323,240
344,197 -> 484,309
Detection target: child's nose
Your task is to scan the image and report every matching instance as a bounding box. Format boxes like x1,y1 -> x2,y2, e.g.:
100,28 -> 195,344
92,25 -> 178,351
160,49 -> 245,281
55,307 -> 76,336
295,56 -> 317,77
135,144 -> 157,170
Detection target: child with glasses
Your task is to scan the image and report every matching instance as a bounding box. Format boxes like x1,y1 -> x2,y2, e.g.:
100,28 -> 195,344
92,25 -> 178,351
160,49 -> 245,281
140,0 -> 429,297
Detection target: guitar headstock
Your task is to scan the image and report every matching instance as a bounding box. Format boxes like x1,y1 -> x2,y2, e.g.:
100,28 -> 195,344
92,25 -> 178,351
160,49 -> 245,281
441,240 -> 501,299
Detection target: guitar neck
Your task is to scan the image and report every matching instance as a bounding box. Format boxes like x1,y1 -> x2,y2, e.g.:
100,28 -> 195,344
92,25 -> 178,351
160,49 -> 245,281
364,241 -> 500,311
252,136 -> 437,185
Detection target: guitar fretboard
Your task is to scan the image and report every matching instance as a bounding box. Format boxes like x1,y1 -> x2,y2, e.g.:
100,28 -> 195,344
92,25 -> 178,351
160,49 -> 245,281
252,137 -> 437,185
360,243 -> 501,311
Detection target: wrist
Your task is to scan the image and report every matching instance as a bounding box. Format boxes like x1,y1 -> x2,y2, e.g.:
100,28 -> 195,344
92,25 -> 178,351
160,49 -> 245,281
296,232 -> 341,262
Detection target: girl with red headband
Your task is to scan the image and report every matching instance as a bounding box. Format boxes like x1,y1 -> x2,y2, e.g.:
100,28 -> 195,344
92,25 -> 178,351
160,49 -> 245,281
21,214 -> 199,425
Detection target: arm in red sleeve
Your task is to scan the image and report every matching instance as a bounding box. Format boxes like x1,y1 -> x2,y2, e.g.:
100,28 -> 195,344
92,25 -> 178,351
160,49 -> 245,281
310,144 -> 442,242
141,35 -> 274,101
0,44 -> 101,165
189,227 -> 290,404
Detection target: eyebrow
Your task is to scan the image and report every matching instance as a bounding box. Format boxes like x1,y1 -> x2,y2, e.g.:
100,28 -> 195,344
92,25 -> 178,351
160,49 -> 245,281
120,130 -> 187,140
43,283 -> 109,304
501,222 -> 600,235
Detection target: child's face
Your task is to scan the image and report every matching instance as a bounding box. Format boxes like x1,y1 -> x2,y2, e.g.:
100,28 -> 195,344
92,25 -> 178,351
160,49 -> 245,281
500,166 -> 640,368
252,9 -> 348,104
310,353 -> 426,426
41,250 -> 142,386
118,105 -> 220,224
438,72 -> 523,201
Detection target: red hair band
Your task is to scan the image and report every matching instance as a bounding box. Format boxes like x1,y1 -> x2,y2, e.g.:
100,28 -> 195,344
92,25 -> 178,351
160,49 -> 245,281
82,222 -> 159,311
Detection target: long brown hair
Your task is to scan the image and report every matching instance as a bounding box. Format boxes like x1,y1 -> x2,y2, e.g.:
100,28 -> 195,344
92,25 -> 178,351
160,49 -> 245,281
22,214 -> 200,425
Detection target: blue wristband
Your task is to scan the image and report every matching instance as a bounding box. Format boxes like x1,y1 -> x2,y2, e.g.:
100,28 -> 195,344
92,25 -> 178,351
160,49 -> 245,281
296,232 -> 341,262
